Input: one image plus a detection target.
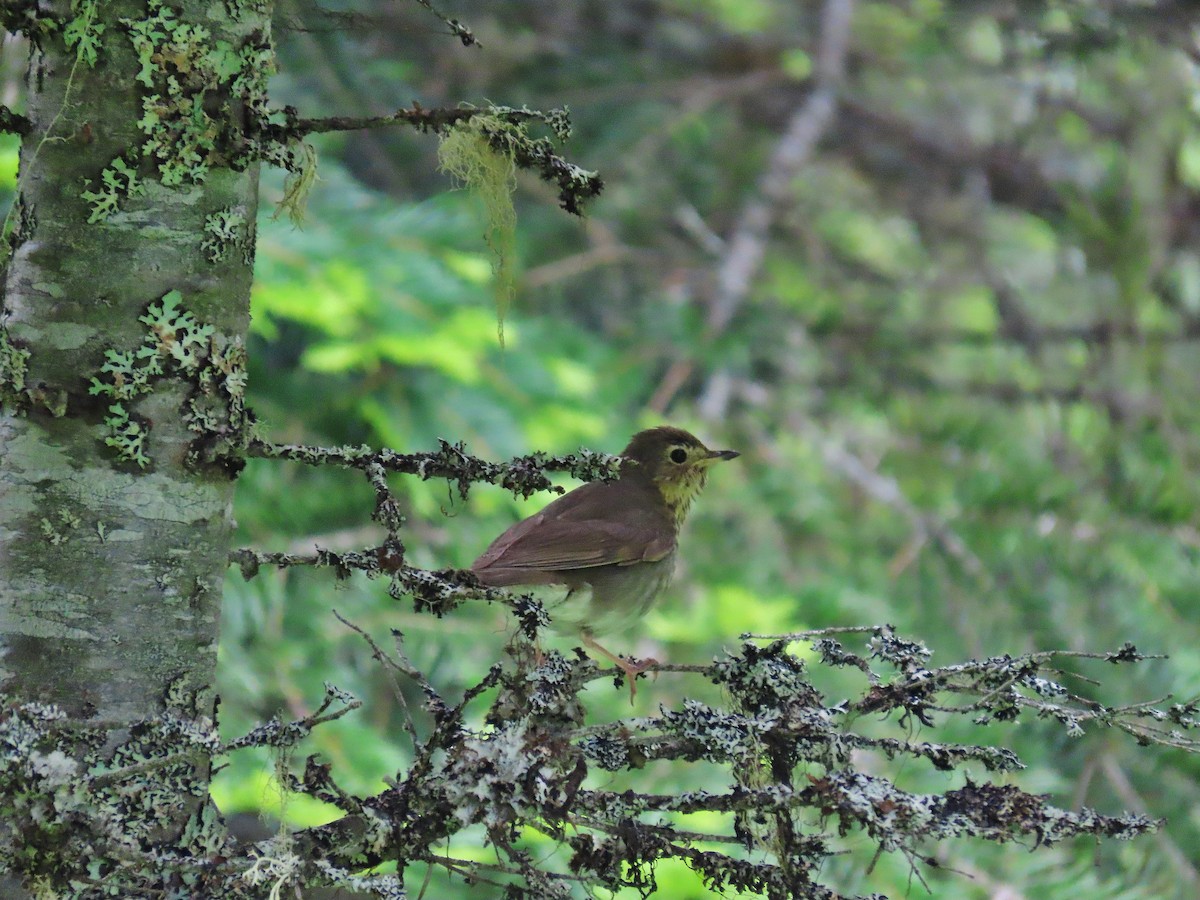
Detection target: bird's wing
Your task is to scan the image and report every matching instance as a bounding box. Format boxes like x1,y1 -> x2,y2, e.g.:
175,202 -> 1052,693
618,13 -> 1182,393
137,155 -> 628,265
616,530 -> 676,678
472,484 -> 676,575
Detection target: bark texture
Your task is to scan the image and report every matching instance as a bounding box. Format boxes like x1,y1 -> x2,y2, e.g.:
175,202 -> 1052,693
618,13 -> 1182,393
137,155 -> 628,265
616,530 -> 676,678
1,0 -> 262,728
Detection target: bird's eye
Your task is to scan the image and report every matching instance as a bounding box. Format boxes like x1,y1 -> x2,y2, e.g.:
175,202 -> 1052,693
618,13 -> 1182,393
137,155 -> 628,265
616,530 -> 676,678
669,447 -> 688,464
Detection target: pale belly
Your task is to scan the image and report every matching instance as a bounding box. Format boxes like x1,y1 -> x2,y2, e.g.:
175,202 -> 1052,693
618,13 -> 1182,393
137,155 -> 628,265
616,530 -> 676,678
524,554 -> 677,637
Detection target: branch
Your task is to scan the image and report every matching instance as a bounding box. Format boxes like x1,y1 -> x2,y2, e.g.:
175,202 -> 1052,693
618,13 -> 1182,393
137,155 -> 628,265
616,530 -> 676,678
263,103 -> 603,214
408,0 -> 479,46
805,317 -> 1200,347
4,625 -> 1192,896
281,103 -> 493,137
707,0 -> 854,337
836,97 -> 1066,216
817,375 -> 1161,418
771,415 -> 993,594
276,626 -> 1179,896
0,106 -> 31,136
651,0 -> 856,415
1100,753 -> 1200,886
247,436 -> 622,499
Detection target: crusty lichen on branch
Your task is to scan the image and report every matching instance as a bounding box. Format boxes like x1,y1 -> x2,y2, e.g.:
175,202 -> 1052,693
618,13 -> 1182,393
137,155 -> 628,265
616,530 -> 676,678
2,620 -> 1190,898
267,102 -> 603,215
247,435 -> 623,499
236,437 -> 624,620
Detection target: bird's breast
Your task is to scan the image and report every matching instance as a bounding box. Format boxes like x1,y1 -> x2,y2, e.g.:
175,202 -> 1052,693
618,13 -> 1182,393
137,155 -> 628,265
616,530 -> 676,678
547,552 -> 677,637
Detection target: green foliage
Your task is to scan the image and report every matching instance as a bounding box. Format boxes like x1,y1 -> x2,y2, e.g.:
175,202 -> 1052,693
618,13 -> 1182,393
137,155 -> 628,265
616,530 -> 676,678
187,2 -> 1200,897
246,163 -> 619,457
0,136 -> 17,191
684,0 -> 774,34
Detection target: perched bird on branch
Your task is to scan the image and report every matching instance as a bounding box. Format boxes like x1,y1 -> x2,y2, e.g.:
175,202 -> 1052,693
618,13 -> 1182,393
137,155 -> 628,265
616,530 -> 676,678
472,425 -> 738,695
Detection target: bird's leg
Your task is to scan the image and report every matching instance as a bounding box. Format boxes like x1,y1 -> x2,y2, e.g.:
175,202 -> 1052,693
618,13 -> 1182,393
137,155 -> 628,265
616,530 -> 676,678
581,632 -> 657,702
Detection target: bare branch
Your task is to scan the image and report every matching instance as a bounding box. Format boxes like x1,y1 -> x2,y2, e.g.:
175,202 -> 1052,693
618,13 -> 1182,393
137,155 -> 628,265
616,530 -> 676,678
650,0 -> 857,415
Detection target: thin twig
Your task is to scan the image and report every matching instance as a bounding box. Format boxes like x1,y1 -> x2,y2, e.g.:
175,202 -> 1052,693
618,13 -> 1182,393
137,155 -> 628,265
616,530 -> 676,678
332,609 -> 421,745
650,0 -> 856,415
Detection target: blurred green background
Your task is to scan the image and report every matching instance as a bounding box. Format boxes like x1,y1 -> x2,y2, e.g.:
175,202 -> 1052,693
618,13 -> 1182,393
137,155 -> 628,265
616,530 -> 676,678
6,1 -> 1200,896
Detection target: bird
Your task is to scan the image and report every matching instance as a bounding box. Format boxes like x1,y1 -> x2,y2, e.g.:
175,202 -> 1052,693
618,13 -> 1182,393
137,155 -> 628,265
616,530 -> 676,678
471,426 -> 739,694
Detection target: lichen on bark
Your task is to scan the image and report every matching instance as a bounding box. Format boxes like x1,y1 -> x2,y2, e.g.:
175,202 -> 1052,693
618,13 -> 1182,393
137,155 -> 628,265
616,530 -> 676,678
1,0 -> 268,882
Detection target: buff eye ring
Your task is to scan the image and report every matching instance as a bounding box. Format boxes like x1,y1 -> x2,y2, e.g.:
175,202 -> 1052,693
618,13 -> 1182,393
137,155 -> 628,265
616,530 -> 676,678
669,448 -> 688,464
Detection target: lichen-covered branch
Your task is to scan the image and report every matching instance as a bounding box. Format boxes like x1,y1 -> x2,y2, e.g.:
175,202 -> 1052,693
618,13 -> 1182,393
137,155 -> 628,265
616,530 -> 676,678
248,436 -> 623,499
3,620 -> 1185,898
238,436 -> 620,622
239,435 -> 620,620
262,103 -> 603,215
236,437 -> 627,624
407,0 -> 479,47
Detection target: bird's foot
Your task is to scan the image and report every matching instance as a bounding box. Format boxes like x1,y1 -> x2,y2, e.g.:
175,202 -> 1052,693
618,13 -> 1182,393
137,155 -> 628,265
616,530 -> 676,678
581,632 -> 658,702
613,655 -> 660,702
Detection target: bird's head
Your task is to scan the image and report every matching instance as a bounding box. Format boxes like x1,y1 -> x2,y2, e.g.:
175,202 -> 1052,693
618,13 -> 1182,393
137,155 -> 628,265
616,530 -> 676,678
620,426 -> 739,522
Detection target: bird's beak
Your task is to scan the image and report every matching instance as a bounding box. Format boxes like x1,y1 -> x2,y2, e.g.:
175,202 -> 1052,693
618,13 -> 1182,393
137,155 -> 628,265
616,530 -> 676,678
707,448 -> 740,461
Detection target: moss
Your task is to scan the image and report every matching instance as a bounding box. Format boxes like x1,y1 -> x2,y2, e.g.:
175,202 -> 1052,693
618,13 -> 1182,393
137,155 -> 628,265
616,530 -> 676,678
438,117 -> 518,344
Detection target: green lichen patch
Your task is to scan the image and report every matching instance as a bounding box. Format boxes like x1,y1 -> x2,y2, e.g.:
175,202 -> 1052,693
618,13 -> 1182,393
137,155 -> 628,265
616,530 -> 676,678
39,508 -> 83,545
0,327 -> 31,411
140,289 -> 215,370
90,345 -> 164,401
88,290 -> 250,470
63,0 -> 106,67
0,692 -> 225,896
201,207 -> 246,263
222,0 -> 272,18
126,2 -> 221,188
81,156 -> 141,224
82,0 -> 278,222
102,401 -> 151,467
0,684 -> 366,897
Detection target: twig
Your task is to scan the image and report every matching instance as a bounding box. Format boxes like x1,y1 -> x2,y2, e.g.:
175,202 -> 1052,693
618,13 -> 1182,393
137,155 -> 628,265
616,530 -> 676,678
248,437 -> 622,499
1101,753 -> 1200,885
332,610 -> 422,746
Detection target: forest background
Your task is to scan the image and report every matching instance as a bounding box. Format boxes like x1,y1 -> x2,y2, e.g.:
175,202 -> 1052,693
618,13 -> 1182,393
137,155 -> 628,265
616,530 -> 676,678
3,1 -> 1200,898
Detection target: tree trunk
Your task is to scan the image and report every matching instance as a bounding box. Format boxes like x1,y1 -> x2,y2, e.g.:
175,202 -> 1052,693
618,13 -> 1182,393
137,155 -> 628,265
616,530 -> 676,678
0,0 -> 265,861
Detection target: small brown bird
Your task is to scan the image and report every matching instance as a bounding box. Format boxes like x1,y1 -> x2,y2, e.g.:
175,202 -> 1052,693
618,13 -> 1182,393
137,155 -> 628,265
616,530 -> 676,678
471,426 -> 739,691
